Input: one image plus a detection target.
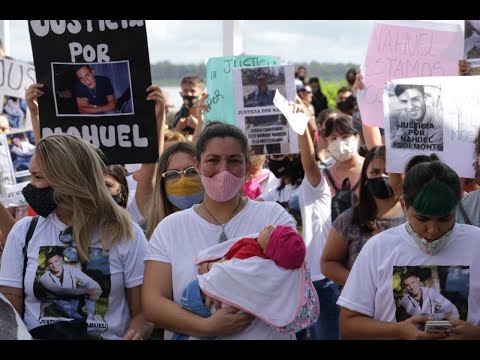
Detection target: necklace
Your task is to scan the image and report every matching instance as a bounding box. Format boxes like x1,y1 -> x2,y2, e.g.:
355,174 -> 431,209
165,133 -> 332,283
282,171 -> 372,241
202,197 -> 243,243
88,86 -> 96,99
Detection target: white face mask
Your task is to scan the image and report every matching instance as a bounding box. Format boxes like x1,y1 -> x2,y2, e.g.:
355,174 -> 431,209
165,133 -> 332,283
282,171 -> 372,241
405,223 -> 454,255
327,136 -> 358,162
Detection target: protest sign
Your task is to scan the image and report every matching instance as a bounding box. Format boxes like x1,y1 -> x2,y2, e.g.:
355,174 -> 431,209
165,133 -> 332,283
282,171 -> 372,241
205,55 -> 280,125
360,20 -> 463,128
233,65 -> 298,155
384,76 -> 480,178
28,20 -> 157,164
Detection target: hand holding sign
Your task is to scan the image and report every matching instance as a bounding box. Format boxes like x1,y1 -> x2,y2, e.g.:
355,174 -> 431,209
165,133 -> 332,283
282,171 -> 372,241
273,89 -> 309,135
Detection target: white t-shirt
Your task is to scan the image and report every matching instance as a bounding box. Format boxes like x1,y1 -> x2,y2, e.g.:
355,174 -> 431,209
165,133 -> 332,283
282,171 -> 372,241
127,190 -> 144,224
146,198 -> 296,340
260,175 -> 331,281
338,224 -> 480,328
0,213 -> 147,340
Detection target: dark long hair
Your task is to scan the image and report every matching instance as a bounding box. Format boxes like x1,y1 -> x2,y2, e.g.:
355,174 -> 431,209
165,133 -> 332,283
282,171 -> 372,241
352,146 -> 387,234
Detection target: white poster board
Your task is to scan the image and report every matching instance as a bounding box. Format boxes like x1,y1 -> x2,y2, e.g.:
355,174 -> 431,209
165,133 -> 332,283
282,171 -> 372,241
384,76 -> 480,177
233,65 -> 298,155
0,59 -> 36,131
0,130 -> 35,207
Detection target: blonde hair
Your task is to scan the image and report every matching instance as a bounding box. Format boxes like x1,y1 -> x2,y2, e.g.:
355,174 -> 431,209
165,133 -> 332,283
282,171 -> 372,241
145,141 -> 196,239
35,134 -> 133,261
164,129 -> 186,143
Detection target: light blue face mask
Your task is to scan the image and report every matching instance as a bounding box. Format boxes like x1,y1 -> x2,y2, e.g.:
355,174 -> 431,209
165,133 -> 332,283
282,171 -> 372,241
167,192 -> 204,210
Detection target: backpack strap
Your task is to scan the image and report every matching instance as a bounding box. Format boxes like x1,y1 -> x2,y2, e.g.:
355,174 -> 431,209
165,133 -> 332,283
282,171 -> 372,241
458,202 -> 472,225
323,168 -> 340,193
22,216 -> 39,318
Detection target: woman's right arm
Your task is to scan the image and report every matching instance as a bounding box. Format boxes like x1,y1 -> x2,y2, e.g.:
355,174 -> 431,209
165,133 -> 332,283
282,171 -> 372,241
25,83 -> 44,144
320,227 -> 350,287
142,260 -> 253,338
136,86 -> 166,216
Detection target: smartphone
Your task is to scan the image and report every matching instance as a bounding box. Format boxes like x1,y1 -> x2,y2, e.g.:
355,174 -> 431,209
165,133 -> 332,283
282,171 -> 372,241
424,320 -> 452,333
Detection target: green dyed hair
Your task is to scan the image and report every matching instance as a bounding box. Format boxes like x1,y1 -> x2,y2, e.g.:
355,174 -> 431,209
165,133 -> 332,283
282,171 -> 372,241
403,157 -> 461,216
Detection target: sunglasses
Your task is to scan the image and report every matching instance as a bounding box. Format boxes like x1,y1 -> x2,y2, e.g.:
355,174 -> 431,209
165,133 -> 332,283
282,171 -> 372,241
58,227 -> 79,262
162,166 -> 199,183
59,227 -> 74,244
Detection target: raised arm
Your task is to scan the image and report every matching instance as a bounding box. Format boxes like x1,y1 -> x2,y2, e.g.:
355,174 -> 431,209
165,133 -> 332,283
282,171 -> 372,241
135,86 -> 167,216
294,97 -> 322,187
192,92 -> 208,144
25,83 -> 44,144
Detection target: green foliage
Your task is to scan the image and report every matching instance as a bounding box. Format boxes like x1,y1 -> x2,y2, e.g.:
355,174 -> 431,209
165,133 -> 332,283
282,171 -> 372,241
151,61 -> 358,110
150,61 -> 359,87
321,81 -> 347,109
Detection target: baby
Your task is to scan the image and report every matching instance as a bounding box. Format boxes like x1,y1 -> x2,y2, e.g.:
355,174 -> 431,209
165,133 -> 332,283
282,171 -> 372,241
172,225 -> 315,340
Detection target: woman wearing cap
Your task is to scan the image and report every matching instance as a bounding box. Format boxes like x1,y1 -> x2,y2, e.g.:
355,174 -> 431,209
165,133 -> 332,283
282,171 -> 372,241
0,134 -> 151,340
338,155 -> 480,339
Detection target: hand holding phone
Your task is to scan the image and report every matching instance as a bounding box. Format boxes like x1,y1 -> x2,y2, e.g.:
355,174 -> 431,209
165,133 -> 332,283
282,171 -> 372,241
424,320 -> 452,333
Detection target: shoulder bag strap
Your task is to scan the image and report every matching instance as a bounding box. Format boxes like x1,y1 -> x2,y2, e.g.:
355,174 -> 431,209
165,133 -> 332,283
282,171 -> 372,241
22,216 -> 39,317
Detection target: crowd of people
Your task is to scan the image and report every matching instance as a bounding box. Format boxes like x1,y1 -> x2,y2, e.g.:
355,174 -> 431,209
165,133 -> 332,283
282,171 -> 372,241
1,31 -> 480,341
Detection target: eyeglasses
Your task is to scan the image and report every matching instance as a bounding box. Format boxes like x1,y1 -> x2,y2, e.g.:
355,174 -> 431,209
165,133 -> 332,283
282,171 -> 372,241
162,166 -> 199,183
59,227 -> 74,244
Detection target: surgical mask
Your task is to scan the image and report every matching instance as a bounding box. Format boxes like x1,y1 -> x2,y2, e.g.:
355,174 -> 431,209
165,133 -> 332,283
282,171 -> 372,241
366,176 -> 394,199
22,184 -> 57,218
182,95 -> 200,109
201,170 -> 244,202
405,222 -> 454,255
328,137 -> 358,162
165,176 -> 204,210
268,158 -> 294,178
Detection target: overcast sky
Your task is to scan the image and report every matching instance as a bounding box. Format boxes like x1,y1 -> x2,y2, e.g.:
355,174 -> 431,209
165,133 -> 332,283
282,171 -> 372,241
7,20 -> 464,65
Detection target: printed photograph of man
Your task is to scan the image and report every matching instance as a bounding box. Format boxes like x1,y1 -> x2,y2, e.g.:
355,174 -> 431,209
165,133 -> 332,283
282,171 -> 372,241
2,96 -> 27,129
242,67 -> 286,108
393,266 -> 468,323
52,61 -> 134,116
389,84 -> 443,152
7,130 -> 35,182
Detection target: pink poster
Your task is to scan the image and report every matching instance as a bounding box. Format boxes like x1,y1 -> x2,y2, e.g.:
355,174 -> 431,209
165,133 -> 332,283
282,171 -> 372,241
359,21 -> 463,128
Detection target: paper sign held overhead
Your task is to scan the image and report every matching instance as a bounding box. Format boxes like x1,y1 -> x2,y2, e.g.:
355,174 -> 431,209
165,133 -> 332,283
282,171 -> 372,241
273,90 -> 308,135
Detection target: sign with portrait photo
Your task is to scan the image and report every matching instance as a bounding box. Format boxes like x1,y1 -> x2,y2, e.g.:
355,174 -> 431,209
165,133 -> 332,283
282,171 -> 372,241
233,65 -> 298,156
359,20 -> 463,128
28,20 -> 157,164
205,55 -> 281,125
464,20 -> 480,76
0,129 -> 35,207
384,76 -> 480,178
0,58 -> 36,131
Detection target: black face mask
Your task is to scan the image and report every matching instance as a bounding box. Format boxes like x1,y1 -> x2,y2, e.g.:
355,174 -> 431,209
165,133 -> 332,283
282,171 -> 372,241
182,95 -> 199,109
268,158 -> 294,178
112,194 -> 127,208
22,184 -> 57,218
366,177 -> 394,199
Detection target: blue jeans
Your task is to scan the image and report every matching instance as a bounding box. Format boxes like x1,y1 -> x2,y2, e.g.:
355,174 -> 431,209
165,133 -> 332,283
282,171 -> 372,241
296,278 -> 340,340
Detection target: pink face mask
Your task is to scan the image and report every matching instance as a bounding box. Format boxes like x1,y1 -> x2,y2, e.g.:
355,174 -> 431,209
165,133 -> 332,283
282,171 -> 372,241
201,170 -> 244,202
